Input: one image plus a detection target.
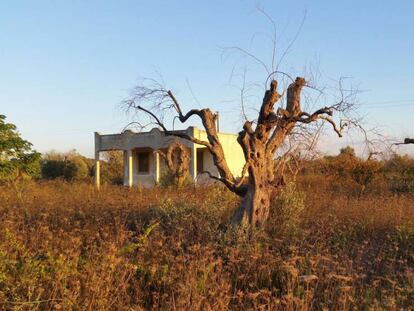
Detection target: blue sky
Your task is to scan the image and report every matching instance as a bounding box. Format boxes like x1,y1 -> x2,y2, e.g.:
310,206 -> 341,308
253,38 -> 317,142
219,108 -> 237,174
1,0 -> 414,157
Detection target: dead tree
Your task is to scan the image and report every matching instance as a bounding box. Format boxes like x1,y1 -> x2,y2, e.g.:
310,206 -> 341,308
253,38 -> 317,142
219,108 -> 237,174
156,141 -> 190,187
124,76 -> 353,226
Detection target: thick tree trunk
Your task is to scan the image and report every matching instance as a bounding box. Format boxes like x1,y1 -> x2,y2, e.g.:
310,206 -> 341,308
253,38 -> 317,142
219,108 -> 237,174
231,180 -> 272,226
232,148 -> 274,226
230,79 -> 308,227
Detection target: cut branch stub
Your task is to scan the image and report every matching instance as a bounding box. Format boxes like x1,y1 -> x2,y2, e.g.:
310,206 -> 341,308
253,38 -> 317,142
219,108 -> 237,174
392,138 -> 414,146
404,138 -> 414,144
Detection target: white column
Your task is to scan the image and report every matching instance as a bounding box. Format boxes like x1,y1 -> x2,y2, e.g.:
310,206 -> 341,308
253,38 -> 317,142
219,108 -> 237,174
155,152 -> 160,184
95,152 -> 100,189
190,146 -> 197,183
123,150 -> 128,186
94,132 -> 101,189
127,149 -> 133,187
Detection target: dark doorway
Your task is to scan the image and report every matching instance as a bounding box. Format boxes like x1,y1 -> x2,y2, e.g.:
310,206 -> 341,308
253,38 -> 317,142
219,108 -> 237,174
196,149 -> 204,174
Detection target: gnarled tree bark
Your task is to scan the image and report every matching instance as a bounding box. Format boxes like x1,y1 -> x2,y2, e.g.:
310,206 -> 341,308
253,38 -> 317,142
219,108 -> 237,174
231,78 -> 305,225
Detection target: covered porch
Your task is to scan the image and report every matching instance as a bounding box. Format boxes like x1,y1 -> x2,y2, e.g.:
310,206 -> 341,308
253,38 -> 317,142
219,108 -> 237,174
94,128 -> 217,188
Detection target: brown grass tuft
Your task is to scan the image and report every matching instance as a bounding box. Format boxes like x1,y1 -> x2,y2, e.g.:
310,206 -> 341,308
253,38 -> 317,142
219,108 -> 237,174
0,179 -> 412,310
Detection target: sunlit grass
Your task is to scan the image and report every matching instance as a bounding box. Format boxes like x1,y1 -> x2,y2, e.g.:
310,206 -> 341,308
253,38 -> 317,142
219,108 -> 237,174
0,179 -> 412,310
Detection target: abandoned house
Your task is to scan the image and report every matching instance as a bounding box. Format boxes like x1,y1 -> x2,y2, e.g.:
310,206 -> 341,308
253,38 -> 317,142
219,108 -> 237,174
94,126 -> 245,187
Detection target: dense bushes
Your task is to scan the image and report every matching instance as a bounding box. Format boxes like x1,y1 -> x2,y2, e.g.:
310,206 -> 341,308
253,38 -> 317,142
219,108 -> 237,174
40,150 -> 125,184
299,147 -> 414,196
99,151 -> 124,185
41,150 -> 91,181
382,154 -> 414,193
158,170 -> 192,188
41,158 -> 88,180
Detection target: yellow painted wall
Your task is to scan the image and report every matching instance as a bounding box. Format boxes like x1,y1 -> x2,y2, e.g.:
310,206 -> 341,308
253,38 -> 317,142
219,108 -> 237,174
193,127 -> 246,178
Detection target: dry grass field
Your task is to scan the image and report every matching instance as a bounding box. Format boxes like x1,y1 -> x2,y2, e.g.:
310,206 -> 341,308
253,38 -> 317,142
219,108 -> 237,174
0,176 -> 413,310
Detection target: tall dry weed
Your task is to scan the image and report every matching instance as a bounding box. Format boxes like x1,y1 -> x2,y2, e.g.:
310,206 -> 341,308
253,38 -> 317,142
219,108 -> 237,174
0,180 -> 412,310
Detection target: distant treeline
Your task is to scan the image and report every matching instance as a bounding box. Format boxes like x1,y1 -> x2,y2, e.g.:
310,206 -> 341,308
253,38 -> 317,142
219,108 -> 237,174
40,150 -> 124,184
297,147 -> 414,195
2,113 -> 414,192
0,112 -> 123,184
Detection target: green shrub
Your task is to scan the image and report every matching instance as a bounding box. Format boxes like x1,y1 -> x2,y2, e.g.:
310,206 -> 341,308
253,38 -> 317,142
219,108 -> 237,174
272,182 -> 305,234
382,154 -> 414,193
41,158 -> 88,181
158,170 -> 192,188
0,114 -> 41,182
100,151 -> 124,185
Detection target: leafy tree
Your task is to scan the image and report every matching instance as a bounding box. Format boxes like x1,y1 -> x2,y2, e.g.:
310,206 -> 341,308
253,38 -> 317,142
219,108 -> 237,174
339,146 -> 356,158
382,154 -> 414,193
320,147 -> 380,196
100,150 -> 124,185
0,114 -> 41,180
41,150 -> 90,181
